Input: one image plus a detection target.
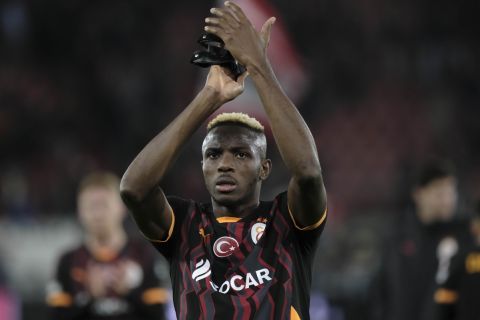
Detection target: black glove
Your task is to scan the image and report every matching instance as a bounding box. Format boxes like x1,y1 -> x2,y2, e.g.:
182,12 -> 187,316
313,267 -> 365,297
191,33 -> 246,78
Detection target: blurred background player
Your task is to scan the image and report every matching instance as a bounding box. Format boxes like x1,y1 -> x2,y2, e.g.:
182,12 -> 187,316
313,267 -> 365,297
370,159 -> 471,320
430,199 -> 480,320
46,172 -> 168,320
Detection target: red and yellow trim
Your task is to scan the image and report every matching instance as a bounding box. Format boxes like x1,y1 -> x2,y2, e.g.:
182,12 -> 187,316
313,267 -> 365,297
142,288 -> 170,304
216,217 -> 241,223
146,206 -> 176,243
434,288 -> 458,304
288,204 -> 327,231
46,292 -> 73,307
291,306 -> 301,319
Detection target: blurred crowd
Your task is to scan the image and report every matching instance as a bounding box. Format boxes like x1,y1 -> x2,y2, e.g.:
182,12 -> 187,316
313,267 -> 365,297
0,0 -> 479,319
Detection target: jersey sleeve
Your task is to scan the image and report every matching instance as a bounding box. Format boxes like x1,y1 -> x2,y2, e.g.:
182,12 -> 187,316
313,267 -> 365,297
148,195 -> 193,261
275,191 -> 327,254
46,252 -> 91,320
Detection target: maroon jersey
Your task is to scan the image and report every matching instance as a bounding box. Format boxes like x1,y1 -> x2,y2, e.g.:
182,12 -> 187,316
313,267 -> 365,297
47,239 -> 168,320
151,191 -> 326,319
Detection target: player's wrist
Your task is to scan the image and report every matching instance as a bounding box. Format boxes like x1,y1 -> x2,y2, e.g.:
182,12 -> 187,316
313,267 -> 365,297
198,86 -> 225,109
247,59 -> 274,81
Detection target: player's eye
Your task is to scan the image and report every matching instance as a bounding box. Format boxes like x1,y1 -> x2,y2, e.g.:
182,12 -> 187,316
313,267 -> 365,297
206,151 -> 220,159
235,152 -> 248,159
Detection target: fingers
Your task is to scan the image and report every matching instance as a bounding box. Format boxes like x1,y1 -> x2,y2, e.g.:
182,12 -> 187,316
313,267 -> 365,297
204,25 -> 226,40
206,4 -> 251,45
208,65 -> 234,82
205,9 -> 228,39
211,5 -> 241,23
208,7 -> 240,29
209,7 -> 238,23
205,16 -> 238,30
224,1 -> 248,21
205,17 -> 221,26
210,65 -> 221,72
204,9 -> 237,42
261,17 -> 276,36
260,17 -> 276,49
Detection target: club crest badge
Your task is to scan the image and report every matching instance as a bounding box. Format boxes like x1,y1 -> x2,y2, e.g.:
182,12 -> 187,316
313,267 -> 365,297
213,236 -> 239,258
251,222 -> 266,244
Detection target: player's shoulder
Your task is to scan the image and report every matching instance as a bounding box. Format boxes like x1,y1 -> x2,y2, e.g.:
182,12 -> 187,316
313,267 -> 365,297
166,195 -> 211,223
269,190 -> 288,209
166,195 -> 198,212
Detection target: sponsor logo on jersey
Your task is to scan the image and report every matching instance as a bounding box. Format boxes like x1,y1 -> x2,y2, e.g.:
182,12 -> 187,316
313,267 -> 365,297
191,258 -> 272,294
192,259 -> 212,281
92,297 -> 129,316
213,236 -> 239,257
250,222 -> 266,244
209,268 -> 272,294
436,237 -> 459,283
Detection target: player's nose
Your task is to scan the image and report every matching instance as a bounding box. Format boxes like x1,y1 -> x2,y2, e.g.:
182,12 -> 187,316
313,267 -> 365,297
217,153 -> 234,172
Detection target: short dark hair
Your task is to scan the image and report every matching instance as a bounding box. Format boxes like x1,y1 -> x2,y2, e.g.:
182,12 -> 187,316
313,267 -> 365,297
415,159 -> 455,188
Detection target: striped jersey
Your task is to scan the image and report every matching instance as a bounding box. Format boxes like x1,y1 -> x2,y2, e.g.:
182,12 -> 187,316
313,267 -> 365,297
150,192 -> 326,319
46,239 -> 168,319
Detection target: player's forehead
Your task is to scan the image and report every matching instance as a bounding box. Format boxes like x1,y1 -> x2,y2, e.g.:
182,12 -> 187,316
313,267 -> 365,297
78,186 -> 118,202
202,125 -> 259,150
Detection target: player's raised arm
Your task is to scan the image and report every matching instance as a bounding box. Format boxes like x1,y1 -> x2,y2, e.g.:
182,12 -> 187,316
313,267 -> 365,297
206,2 -> 327,228
120,66 -> 247,241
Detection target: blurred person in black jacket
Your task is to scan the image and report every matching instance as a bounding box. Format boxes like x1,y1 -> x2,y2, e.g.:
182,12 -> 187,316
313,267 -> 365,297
370,160 -> 471,320
46,172 -> 168,320
430,200 -> 480,320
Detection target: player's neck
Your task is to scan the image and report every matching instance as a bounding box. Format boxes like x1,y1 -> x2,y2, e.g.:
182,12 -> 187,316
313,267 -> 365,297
85,227 -> 127,252
211,198 -> 260,219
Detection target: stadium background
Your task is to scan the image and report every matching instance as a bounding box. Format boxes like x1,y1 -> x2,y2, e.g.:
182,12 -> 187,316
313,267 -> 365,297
0,0 -> 478,319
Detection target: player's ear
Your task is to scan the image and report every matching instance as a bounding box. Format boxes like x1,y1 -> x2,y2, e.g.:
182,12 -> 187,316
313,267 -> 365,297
259,159 -> 272,181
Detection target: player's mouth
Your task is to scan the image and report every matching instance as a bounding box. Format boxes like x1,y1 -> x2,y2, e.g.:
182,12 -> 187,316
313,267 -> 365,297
215,176 -> 237,193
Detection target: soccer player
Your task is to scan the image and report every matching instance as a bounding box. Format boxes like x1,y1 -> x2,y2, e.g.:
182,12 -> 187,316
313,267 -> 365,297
46,172 -> 168,320
120,2 -> 327,319
431,200 -> 480,320
370,160 -> 470,320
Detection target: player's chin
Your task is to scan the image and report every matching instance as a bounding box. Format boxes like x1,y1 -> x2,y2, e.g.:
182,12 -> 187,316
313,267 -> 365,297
212,192 -> 242,206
